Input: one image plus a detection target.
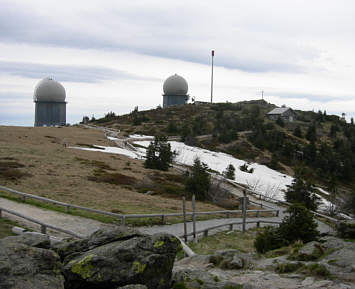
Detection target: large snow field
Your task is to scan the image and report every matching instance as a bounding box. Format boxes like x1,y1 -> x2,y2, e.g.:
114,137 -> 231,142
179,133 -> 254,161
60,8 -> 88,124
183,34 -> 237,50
134,140 -> 294,201
69,135 -> 333,208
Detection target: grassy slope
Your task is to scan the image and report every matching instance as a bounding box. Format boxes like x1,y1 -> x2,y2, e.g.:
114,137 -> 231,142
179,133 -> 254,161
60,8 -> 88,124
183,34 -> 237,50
0,126 -> 225,220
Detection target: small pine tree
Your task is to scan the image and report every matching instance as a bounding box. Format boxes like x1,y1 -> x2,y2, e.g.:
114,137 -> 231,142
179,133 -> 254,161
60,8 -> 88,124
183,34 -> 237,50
285,173 -> 320,211
278,204 -> 319,244
144,135 -> 174,171
223,164 -> 236,180
185,158 -> 211,200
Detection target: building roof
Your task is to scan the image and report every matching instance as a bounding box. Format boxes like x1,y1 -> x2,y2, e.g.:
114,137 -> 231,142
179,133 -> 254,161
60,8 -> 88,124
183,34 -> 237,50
163,74 -> 188,95
267,107 -> 292,115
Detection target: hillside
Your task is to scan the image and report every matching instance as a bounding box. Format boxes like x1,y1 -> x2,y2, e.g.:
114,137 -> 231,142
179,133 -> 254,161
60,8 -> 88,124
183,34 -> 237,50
90,100 -> 355,206
0,126 -> 227,223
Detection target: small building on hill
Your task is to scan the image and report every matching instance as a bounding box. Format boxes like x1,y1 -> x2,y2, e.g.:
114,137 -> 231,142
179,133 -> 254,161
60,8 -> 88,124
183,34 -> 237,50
267,107 -> 296,122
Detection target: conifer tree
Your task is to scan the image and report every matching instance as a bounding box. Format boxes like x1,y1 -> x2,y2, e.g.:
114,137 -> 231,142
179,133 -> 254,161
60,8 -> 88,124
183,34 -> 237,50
223,164 -> 236,180
285,171 -> 320,211
185,158 -> 211,200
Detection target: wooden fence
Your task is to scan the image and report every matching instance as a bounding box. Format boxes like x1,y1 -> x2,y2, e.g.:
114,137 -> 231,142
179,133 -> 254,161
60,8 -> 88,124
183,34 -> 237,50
0,206 -> 84,239
0,185 -> 279,225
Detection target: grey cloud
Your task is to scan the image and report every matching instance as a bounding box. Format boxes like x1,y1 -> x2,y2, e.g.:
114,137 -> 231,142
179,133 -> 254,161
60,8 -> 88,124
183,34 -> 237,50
269,91 -> 353,103
0,1 -> 317,74
0,61 -> 160,83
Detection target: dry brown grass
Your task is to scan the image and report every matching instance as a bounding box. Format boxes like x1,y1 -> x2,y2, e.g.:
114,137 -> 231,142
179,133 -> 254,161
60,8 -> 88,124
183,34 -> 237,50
0,126 -> 223,215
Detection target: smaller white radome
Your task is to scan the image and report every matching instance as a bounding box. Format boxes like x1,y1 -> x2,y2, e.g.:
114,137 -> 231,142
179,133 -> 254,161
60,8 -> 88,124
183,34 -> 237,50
34,77 -> 66,102
163,74 -> 188,95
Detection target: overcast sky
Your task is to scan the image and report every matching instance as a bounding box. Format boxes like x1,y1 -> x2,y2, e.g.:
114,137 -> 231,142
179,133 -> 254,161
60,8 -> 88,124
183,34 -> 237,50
1,0 -> 354,126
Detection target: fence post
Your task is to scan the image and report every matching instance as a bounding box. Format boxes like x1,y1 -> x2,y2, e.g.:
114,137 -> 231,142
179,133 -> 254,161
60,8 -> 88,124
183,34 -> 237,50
242,190 -> 247,233
192,194 -> 197,243
21,195 -> 26,202
161,215 -> 165,224
256,210 -> 259,217
65,205 -> 70,213
229,224 -> 233,231
0,209 -> 2,218
204,230 -> 208,237
182,197 -> 187,242
257,221 -> 260,228
276,210 -> 279,217
121,215 -> 125,226
41,225 -> 47,234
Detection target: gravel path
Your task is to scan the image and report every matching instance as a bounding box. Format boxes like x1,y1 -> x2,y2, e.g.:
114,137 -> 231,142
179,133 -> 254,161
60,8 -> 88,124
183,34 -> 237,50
0,197 -> 115,238
0,196 -> 334,240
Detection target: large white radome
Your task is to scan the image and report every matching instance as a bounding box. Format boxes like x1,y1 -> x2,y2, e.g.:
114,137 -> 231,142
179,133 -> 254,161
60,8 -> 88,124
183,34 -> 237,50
163,74 -> 188,95
34,78 -> 66,102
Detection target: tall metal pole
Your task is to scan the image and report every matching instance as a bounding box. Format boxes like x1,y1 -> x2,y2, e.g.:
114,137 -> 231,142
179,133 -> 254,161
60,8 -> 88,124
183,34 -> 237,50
211,50 -> 214,103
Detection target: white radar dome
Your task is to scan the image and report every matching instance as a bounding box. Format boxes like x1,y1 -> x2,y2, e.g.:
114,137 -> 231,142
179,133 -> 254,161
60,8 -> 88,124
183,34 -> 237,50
34,78 -> 66,102
163,74 -> 188,95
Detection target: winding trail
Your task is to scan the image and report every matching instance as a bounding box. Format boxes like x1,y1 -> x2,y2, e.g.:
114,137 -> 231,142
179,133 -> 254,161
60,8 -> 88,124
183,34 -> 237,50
0,195 -> 333,240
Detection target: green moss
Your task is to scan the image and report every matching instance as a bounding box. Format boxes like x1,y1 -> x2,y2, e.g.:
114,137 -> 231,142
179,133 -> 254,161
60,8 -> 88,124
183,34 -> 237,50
131,260 -> 147,273
276,262 -> 303,273
173,282 -> 188,289
196,278 -> 204,285
71,254 -> 95,280
154,240 -> 165,248
213,275 -> 220,282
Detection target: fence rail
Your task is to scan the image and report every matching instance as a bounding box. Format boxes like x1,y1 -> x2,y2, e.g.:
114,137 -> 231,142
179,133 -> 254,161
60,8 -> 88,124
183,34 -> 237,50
0,206 -> 84,239
179,220 -> 281,239
0,185 -> 279,225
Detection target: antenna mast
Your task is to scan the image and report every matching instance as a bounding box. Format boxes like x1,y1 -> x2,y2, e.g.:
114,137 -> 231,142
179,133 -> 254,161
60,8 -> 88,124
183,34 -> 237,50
211,50 -> 214,103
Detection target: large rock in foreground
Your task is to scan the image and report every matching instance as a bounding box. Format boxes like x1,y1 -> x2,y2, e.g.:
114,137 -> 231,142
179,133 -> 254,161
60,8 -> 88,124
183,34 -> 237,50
61,228 -> 180,289
0,235 -> 64,289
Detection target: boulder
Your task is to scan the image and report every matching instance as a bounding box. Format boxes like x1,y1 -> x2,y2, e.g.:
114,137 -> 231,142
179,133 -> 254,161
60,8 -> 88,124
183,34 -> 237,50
172,267 -> 242,289
53,226 -> 141,261
293,241 -> 324,261
4,231 -> 51,249
116,285 -> 147,289
0,236 -> 64,289
62,231 -> 180,289
209,249 -> 253,270
336,220 -> 355,238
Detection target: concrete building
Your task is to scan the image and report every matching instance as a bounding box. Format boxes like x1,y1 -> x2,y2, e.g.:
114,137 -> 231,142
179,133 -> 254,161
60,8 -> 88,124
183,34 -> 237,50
163,74 -> 189,108
267,107 -> 296,122
34,78 -> 66,127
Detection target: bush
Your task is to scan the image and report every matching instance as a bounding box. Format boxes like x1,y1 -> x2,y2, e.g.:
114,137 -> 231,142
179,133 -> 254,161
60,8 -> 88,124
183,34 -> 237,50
223,164 -> 236,180
279,204 -> 319,244
185,158 -> 211,200
144,135 -> 175,171
254,204 -> 319,253
254,226 -> 287,254
285,173 -> 320,211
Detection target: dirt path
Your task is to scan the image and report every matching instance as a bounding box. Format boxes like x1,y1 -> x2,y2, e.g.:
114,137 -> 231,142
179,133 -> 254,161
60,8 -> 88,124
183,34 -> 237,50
0,197 -> 115,238
0,196 -> 334,240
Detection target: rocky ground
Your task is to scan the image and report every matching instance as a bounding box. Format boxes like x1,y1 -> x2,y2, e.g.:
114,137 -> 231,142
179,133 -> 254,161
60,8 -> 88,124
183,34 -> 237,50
1,224 -> 354,289
173,234 -> 355,289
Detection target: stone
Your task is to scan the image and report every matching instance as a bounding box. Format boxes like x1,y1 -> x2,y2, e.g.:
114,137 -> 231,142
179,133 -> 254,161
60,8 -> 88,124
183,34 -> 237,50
172,267 -> 242,289
62,232 -> 180,289
53,226 -> 141,262
302,277 -> 315,286
116,285 -> 148,289
336,220 -> 355,238
294,241 -> 324,261
312,280 -> 333,288
4,231 -> 51,249
209,249 -> 253,270
0,237 -> 64,289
